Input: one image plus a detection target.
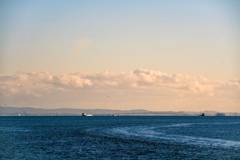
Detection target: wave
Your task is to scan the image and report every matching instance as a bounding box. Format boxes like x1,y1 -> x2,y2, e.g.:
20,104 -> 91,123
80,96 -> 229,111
161,122 -> 240,128
0,127 -> 30,132
108,126 -> 240,149
163,123 -> 192,127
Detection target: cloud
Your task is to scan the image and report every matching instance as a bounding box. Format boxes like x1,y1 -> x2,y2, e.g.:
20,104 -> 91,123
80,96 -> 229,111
72,38 -> 92,56
0,72 -> 93,97
0,69 -> 239,111
0,69 -> 239,96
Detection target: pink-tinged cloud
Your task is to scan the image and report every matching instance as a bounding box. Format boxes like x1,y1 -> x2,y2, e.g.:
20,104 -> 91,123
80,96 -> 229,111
0,69 -> 239,112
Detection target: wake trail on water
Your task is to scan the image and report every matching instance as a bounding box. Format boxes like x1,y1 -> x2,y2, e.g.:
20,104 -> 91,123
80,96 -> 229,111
107,125 -> 240,150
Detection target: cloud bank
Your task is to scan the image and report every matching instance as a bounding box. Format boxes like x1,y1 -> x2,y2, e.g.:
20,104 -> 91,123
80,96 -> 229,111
0,69 -> 239,112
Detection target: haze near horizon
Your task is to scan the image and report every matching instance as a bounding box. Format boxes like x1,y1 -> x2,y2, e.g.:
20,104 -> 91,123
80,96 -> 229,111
0,0 -> 239,112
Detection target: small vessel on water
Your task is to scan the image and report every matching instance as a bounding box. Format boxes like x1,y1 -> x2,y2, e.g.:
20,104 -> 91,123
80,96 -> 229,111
82,113 -> 92,116
199,113 -> 205,116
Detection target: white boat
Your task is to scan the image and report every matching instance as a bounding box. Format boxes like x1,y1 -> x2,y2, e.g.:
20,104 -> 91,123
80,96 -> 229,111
82,113 -> 92,116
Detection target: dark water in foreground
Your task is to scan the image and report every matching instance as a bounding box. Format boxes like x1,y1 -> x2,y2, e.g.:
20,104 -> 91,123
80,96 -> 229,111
0,116 -> 240,160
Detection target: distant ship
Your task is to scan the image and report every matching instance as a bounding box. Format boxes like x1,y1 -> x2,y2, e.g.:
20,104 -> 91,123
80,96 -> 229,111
82,113 -> 92,116
215,113 -> 225,116
199,113 -> 205,116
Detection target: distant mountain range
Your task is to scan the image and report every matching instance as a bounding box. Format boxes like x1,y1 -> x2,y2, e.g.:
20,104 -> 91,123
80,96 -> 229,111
0,106 -> 239,116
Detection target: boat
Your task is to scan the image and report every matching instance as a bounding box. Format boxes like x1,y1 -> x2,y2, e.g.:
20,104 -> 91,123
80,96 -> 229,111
82,113 -> 92,116
199,113 -> 205,116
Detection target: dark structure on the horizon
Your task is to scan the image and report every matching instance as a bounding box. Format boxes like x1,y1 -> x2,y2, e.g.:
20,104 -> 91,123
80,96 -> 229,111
215,113 -> 225,116
199,113 -> 205,116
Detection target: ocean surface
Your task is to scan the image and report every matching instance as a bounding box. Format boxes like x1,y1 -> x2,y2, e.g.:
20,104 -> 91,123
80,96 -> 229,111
0,116 -> 240,160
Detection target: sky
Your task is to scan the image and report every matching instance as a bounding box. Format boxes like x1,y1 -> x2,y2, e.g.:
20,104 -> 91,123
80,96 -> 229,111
0,0 -> 240,112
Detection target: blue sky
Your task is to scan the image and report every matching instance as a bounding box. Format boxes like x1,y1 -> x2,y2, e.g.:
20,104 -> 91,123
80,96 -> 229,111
0,0 -> 239,111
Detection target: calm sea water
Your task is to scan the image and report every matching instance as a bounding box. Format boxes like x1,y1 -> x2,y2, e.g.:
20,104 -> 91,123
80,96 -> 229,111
0,116 -> 240,159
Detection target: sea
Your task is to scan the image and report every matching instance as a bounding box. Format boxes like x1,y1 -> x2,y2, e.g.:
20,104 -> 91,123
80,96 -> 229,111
0,116 -> 240,160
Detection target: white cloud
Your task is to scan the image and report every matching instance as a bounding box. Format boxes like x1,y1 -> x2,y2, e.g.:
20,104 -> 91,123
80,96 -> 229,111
0,69 -> 239,111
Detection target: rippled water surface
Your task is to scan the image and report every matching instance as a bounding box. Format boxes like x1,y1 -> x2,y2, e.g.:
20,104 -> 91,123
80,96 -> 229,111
1,116 -> 240,159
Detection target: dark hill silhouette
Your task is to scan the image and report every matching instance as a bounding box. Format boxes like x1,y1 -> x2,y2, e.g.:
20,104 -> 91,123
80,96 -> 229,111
0,106 -> 239,116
